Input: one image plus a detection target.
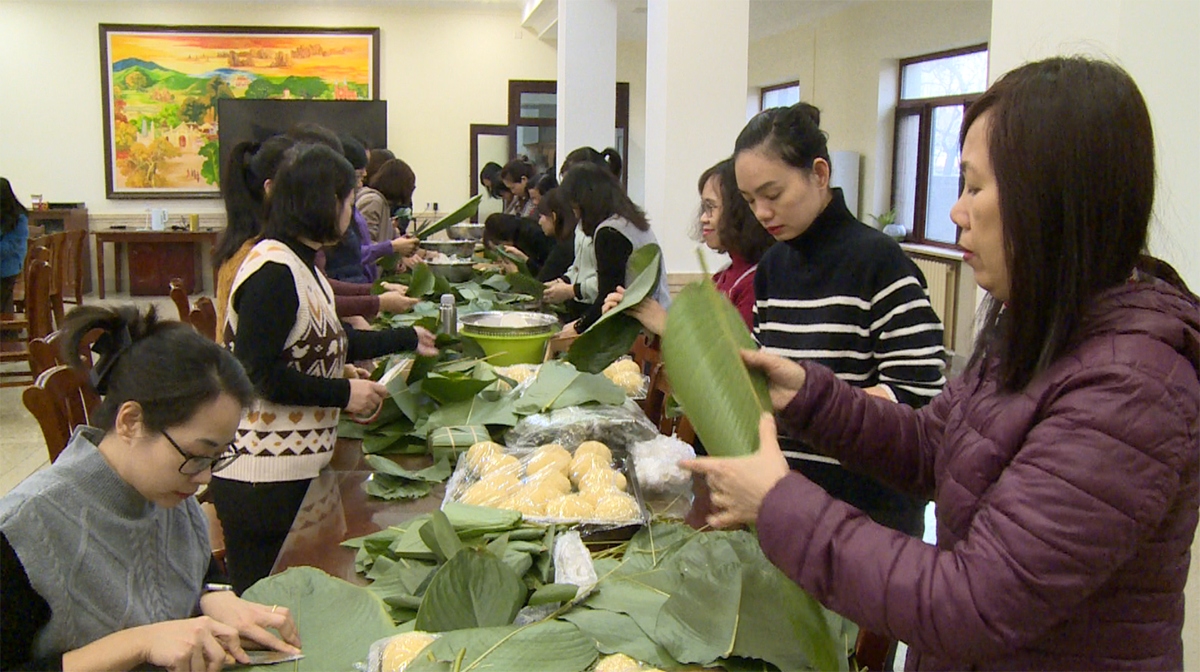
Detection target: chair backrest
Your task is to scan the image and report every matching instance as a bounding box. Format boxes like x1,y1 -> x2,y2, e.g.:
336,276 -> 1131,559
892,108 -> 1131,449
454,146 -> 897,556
29,327 -> 101,377
44,232 -> 66,297
189,297 -> 217,341
24,256 -> 55,341
169,277 -> 191,322
61,229 -> 87,305
22,365 -> 100,463
644,364 -> 697,444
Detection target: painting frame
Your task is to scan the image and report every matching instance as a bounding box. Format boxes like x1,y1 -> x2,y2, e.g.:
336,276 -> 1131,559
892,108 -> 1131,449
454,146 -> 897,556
99,23 -> 380,199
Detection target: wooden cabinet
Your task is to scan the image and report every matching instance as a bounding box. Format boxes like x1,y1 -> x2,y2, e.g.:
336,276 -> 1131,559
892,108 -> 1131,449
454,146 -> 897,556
127,242 -> 196,295
26,207 -> 92,295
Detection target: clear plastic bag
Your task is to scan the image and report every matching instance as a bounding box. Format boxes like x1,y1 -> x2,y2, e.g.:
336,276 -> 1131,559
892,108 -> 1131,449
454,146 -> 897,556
630,435 -> 696,522
366,631 -> 440,672
600,356 -> 650,399
503,401 -> 658,451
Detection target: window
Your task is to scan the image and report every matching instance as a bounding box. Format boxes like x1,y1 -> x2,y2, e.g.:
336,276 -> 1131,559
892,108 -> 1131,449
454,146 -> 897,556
892,45 -> 987,246
760,81 -> 800,111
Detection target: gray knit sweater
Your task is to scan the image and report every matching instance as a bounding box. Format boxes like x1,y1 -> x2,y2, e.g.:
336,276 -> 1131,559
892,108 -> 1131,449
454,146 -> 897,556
0,427 -> 211,662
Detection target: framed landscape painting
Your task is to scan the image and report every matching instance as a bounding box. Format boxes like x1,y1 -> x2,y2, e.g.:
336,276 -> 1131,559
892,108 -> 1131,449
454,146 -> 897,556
99,24 -> 380,199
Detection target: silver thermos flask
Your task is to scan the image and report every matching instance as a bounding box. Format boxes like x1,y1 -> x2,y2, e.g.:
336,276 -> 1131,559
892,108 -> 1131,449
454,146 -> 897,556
438,294 -> 457,337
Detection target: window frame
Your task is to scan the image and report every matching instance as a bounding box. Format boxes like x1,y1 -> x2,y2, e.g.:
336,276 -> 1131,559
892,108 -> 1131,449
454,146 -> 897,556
892,43 -> 988,248
759,80 -> 800,111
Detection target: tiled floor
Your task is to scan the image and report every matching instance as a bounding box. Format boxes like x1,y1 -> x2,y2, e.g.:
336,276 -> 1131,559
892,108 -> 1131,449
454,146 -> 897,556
0,292 -> 198,496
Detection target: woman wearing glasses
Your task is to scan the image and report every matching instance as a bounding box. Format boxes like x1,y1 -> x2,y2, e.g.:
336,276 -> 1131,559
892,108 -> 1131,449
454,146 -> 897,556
0,305 -> 301,672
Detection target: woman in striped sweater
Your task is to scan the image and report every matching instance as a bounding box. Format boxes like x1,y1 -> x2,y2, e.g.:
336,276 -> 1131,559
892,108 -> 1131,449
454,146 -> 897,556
734,102 -> 946,538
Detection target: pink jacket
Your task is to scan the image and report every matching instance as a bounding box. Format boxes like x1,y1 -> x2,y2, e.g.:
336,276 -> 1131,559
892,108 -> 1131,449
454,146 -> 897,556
757,277 -> 1199,670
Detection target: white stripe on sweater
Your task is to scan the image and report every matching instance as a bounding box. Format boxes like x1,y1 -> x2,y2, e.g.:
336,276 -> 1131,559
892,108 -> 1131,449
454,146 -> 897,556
758,295 -> 872,310
871,276 -> 921,305
757,321 -> 871,336
878,357 -> 948,370
869,298 -> 935,332
878,344 -> 947,360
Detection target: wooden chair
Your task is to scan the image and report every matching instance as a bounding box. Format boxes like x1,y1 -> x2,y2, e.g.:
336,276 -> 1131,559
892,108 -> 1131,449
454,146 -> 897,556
60,229 -> 88,307
28,327 -> 102,378
643,363 -> 697,443
22,364 -> 100,462
44,232 -> 67,327
189,297 -> 217,342
169,277 -> 191,322
12,236 -> 52,312
1,249 -> 54,387
630,333 -> 661,372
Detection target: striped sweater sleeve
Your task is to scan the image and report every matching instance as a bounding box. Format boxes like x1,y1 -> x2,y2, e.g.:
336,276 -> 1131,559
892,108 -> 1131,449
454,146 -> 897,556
869,261 -> 947,406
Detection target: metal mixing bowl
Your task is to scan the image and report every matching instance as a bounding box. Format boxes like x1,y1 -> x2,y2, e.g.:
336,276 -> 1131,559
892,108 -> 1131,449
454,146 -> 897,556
420,239 -> 476,258
447,223 -> 485,241
427,260 -> 475,283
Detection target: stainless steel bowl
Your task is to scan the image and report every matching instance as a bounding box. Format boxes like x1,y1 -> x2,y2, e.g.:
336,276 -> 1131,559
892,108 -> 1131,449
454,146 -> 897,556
460,311 -> 559,336
427,260 -> 475,283
447,223 -> 485,241
420,239 -> 476,258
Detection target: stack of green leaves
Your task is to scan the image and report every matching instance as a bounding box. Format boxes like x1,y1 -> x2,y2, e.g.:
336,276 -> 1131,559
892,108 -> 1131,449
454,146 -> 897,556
363,455 -> 453,501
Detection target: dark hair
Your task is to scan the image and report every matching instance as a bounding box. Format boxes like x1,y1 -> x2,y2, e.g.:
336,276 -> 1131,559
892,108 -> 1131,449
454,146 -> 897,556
480,162 -> 505,199
696,160 -> 776,264
214,135 -> 297,268
60,305 -> 254,432
287,122 -> 343,154
368,158 -> 417,208
535,188 -> 576,241
1,177 -> 28,235
964,57 -> 1187,392
558,162 -> 648,236
532,173 -> 558,196
560,147 -> 622,179
365,148 -> 395,184
263,144 -> 358,245
483,213 -> 529,248
339,134 -> 368,170
734,102 -> 829,173
500,157 -> 536,184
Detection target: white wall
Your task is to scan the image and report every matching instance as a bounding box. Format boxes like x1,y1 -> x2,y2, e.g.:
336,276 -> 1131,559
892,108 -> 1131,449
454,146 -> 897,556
616,40 -> 647,208
0,1 -> 557,218
747,1 -> 992,220
989,2 -> 1200,667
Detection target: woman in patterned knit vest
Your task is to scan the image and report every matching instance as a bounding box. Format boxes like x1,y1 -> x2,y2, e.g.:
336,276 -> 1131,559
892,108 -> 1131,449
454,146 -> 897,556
1,305 -> 302,671
210,143 -> 437,593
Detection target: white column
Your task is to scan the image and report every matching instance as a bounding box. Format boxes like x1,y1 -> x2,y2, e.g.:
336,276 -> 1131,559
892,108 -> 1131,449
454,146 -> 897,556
643,0 -> 750,276
556,0 -> 618,172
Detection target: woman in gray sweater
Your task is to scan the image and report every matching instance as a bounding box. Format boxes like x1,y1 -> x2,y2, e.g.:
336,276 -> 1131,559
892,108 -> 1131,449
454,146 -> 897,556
0,305 -> 301,672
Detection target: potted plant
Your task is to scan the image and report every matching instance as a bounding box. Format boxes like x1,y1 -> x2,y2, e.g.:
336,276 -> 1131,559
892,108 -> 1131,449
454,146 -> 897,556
870,209 -> 906,242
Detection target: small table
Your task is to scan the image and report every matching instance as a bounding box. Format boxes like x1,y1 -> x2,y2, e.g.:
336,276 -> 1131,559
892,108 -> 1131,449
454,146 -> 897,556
94,228 -> 219,298
270,445 -> 444,584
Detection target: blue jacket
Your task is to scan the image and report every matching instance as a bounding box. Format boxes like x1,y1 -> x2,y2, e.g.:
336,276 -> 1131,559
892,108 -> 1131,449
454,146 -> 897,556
1,213 -> 28,278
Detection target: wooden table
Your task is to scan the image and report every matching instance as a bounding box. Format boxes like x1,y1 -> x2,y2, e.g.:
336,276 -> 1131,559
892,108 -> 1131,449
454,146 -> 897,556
270,443 -> 444,585
94,228 -> 219,298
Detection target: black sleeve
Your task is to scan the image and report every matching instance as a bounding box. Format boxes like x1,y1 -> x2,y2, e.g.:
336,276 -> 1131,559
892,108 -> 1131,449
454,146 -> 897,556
231,262 -> 351,409
2,532 -> 62,672
577,228 -> 633,330
345,323 -> 419,361
536,238 -> 576,283
516,222 -> 555,277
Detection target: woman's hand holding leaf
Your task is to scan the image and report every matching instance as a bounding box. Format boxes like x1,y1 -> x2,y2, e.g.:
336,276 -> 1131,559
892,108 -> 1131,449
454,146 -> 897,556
606,287 -> 667,336
379,290 -> 419,314
413,326 -> 439,357
502,245 -> 528,262
199,591 -> 303,657
391,235 -> 419,256
740,349 -> 807,411
558,320 -> 580,339
543,279 -> 574,304
680,414 -> 790,528
347,379 -> 388,415
601,287 -> 625,314
381,281 -> 408,295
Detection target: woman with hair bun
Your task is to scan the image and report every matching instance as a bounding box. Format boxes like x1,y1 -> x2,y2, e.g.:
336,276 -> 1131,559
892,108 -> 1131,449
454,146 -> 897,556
559,146 -> 623,179
0,304 -> 302,671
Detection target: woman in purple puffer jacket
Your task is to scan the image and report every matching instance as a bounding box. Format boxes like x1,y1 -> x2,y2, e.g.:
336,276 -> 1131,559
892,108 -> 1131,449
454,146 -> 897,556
684,57 -> 1199,670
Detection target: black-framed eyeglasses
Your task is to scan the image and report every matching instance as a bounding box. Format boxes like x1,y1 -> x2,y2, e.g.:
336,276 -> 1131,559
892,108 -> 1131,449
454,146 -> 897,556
162,429 -> 240,476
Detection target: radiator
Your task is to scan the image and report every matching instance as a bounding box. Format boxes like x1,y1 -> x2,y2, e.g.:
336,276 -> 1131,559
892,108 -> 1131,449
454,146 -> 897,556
909,254 -> 958,349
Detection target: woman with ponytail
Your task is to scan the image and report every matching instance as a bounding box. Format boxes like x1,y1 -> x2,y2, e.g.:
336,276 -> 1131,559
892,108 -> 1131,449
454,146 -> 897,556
0,305 -> 302,671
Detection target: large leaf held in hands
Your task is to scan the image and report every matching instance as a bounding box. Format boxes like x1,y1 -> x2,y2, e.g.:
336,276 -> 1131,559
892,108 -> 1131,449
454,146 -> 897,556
415,194 -> 484,240
662,279 -> 772,456
566,244 -> 662,374
241,567 -> 398,672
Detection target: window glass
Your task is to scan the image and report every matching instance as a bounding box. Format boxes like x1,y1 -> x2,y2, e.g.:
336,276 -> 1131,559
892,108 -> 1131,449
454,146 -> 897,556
901,50 -> 988,100
893,113 -> 920,235
761,84 -> 800,110
924,105 -> 964,244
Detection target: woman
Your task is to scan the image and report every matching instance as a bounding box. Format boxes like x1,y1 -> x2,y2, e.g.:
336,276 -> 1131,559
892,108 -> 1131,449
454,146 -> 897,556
732,101 -> 945,541
323,136 -> 409,284
0,305 -> 302,671
357,148 -> 394,239
0,177 -> 28,316
534,188 -> 576,283
557,163 -> 670,337
214,137 -> 415,342
528,172 -> 558,210
603,158 -> 775,333
559,146 -> 623,180
212,144 -> 437,593
366,158 -> 421,248
482,213 -> 556,278
500,157 -> 538,218
684,57 -> 1199,670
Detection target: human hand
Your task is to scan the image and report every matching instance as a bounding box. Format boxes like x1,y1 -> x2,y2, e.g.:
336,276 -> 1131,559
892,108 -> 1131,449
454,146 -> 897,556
543,280 -> 574,304
199,592 -> 302,658
679,414 -> 790,528
601,287 -> 625,314
380,282 -> 408,294
142,616 -> 246,672
503,245 -> 528,262
740,349 -> 808,411
628,298 -> 667,337
342,364 -> 372,380
346,379 -> 388,415
379,290 -> 420,314
391,235 -> 419,256
413,326 -> 438,357
343,315 -> 373,331
558,321 -> 580,340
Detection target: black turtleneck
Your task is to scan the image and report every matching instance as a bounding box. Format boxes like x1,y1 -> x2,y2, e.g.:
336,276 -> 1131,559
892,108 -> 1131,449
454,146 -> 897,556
230,236 -> 418,409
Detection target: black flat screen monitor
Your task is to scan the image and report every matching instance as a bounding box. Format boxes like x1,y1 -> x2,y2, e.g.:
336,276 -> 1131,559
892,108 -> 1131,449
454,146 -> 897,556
216,98 -> 387,187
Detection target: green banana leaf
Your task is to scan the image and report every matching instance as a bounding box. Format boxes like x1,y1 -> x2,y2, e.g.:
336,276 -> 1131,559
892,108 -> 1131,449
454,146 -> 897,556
409,263 -> 437,297
504,271 -> 545,302
415,194 -> 484,240
511,360 -> 626,414
365,475 -> 433,501
406,620 -> 598,672
566,244 -> 662,374
662,278 -> 772,456
240,567 -> 399,672
414,547 -> 527,631
560,608 -> 678,670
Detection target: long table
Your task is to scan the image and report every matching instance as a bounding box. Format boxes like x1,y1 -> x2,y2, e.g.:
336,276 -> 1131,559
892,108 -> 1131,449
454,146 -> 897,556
94,228 -> 219,298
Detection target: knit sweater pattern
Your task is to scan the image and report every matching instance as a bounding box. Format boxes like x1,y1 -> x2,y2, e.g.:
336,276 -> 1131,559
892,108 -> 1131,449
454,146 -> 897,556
0,427 -> 210,662
223,239 -> 347,482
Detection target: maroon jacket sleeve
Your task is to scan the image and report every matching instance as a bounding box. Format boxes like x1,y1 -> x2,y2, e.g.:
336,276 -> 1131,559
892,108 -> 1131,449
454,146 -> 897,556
729,271 -> 756,331
756,362 -> 1189,663
325,278 -> 380,319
